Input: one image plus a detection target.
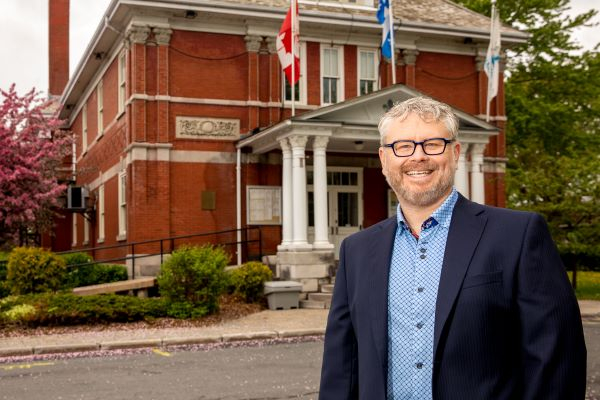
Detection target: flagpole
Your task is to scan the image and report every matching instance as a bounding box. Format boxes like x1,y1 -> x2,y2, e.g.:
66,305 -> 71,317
486,0 -> 496,122
389,0 -> 396,84
291,0 -> 296,117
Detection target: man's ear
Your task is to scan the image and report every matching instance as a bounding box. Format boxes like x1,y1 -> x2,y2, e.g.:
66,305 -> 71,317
453,141 -> 461,163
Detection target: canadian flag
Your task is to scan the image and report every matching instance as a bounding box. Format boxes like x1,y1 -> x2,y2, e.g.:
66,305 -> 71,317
276,1 -> 300,85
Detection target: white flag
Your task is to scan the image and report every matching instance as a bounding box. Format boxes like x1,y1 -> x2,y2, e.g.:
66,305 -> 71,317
484,3 -> 501,121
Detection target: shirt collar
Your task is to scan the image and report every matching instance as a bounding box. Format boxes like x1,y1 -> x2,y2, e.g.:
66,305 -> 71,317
396,187 -> 459,232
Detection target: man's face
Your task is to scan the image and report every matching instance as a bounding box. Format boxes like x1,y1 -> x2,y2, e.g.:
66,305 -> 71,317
378,112 -> 461,209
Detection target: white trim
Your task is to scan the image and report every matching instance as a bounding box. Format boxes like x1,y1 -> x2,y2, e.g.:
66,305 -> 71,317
118,51 -> 127,115
282,42 -> 308,106
97,80 -> 104,137
170,150 -> 237,164
357,47 -> 379,96
72,214 -> 78,246
81,103 -> 88,155
320,44 -> 345,105
98,183 -> 105,243
83,217 -> 90,245
118,171 -> 127,237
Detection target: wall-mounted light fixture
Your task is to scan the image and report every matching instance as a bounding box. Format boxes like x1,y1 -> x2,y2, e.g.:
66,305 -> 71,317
185,10 -> 197,19
354,141 -> 364,151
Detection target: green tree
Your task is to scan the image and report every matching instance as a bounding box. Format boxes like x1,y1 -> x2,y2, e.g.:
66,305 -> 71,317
455,0 -> 600,268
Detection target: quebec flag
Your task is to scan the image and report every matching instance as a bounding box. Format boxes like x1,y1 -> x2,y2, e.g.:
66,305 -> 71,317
377,0 -> 393,59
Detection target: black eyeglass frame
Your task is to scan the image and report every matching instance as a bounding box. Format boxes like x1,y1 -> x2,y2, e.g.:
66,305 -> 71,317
382,137 -> 455,157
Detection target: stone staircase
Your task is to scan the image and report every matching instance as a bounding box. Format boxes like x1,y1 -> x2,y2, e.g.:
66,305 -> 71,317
300,279 -> 335,309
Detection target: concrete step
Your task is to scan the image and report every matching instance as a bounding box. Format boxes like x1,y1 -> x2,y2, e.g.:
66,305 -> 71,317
321,284 -> 334,293
300,299 -> 327,309
308,292 -> 332,305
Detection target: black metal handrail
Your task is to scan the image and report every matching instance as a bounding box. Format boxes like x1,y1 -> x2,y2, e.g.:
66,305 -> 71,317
56,227 -> 263,278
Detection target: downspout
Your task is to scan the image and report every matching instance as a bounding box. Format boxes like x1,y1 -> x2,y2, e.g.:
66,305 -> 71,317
236,148 -> 242,266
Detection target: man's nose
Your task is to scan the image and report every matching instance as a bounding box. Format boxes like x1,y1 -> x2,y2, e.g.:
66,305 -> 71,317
410,143 -> 429,160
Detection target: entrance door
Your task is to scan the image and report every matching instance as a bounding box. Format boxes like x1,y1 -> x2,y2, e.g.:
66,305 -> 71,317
308,167 -> 363,259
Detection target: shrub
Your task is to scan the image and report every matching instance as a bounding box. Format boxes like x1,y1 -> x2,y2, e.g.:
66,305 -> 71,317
0,261 -> 9,298
0,293 -> 169,327
7,247 -> 67,295
157,245 -> 229,315
228,261 -> 272,303
60,252 -> 94,268
63,263 -> 128,289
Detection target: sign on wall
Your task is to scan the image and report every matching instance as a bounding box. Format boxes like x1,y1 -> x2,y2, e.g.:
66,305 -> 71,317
247,186 -> 282,225
176,116 -> 240,140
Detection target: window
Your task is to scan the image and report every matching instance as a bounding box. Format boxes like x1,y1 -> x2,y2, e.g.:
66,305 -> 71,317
118,52 -> 126,114
72,215 -> 78,246
82,104 -> 88,153
283,42 -> 307,105
118,172 -> 127,238
321,45 -> 344,105
83,217 -> 90,245
97,80 -> 104,136
98,184 -> 105,243
358,49 -> 378,95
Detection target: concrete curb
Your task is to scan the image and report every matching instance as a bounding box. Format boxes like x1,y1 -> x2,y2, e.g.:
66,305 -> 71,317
0,328 -> 326,358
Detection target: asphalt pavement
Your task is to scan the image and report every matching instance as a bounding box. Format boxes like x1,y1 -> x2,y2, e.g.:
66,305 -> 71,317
0,301 -> 598,358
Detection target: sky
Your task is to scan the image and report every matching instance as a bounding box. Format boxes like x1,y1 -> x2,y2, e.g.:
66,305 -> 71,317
0,0 -> 598,97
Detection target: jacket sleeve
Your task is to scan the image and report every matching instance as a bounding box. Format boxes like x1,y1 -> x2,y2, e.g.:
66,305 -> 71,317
319,239 -> 359,400
517,213 -> 587,399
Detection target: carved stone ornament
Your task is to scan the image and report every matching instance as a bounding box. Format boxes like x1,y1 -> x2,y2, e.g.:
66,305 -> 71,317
153,27 -> 173,46
127,25 -> 151,44
402,49 -> 419,65
245,35 -> 263,53
175,116 -> 241,140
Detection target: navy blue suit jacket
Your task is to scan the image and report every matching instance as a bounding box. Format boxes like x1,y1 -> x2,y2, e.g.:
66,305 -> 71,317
319,195 -> 586,399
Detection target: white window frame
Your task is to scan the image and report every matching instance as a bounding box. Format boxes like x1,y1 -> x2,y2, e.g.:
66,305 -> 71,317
320,44 -> 345,105
118,51 -> 126,115
72,214 -> 78,246
98,184 -> 105,243
357,48 -> 379,96
97,80 -> 104,136
282,42 -> 307,106
117,171 -> 127,239
83,216 -> 90,245
81,103 -> 88,154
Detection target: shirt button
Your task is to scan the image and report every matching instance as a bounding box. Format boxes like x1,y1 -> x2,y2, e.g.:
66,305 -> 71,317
416,362 -> 423,369
417,287 -> 424,292
420,254 -> 426,259
420,248 -> 427,253
416,322 -> 423,329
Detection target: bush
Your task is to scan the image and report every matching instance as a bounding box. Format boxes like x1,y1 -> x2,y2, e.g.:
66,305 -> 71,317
60,252 -> 93,268
0,261 -> 9,298
63,263 -> 128,289
228,262 -> 272,303
157,245 -> 229,316
0,293 -> 169,327
7,247 -> 67,295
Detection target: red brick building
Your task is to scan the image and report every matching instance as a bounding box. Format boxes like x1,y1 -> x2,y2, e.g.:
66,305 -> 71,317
51,0 -> 525,284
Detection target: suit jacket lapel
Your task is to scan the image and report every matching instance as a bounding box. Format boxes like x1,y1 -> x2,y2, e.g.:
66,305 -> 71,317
368,217 -> 397,373
434,195 -> 487,358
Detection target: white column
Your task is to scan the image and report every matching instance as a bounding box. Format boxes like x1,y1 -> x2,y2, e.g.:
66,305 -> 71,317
470,143 -> 486,204
278,138 -> 293,250
455,143 -> 470,199
312,136 -> 334,250
289,135 -> 312,250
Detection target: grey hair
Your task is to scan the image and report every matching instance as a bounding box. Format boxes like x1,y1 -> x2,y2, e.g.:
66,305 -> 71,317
378,96 -> 459,145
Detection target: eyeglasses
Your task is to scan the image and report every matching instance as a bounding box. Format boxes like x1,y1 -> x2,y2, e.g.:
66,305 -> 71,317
382,137 -> 455,157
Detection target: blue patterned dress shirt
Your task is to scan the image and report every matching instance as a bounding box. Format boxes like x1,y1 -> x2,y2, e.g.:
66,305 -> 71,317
387,188 -> 459,399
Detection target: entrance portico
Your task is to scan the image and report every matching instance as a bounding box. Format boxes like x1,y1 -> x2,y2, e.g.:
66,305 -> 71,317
237,85 -> 499,282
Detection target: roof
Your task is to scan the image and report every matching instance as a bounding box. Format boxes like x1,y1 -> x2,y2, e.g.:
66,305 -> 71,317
218,0 -> 524,38
237,84 -> 498,154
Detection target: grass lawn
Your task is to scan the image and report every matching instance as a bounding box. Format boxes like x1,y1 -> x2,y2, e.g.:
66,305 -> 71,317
567,271 -> 600,301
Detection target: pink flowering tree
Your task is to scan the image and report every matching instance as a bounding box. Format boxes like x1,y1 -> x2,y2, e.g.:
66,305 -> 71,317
0,85 -> 73,246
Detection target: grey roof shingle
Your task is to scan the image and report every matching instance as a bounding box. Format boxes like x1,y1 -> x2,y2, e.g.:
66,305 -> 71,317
215,0 -> 522,35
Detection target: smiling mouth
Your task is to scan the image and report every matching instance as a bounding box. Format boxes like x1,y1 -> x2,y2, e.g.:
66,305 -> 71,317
405,170 -> 433,176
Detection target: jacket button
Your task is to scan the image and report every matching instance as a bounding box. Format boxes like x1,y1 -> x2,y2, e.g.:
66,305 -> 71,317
416,362 -> 423,369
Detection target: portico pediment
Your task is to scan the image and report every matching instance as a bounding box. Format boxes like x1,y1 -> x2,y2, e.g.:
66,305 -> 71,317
237,84 -> 498,154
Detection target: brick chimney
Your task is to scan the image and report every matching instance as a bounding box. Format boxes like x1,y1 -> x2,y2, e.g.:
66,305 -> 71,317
48,0 -> 70,97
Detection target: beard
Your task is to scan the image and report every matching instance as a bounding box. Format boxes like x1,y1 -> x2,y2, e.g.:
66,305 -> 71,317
384,161 -> 455,208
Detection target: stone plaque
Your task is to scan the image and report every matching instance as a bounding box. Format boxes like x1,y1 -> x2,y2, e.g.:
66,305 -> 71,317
176,116 -> 240,140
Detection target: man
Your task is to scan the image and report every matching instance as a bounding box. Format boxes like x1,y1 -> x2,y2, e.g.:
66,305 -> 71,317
319,97 -> 586,399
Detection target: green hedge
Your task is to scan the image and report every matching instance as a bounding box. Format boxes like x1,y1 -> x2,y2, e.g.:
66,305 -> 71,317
227,261 -> 272,303
157,245 -> 229,316
7,247 -> 67,295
